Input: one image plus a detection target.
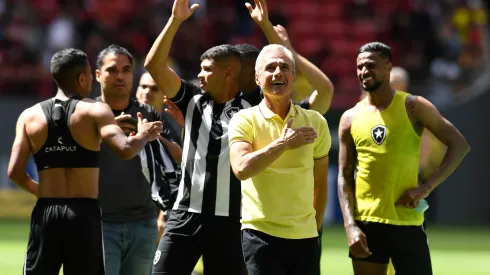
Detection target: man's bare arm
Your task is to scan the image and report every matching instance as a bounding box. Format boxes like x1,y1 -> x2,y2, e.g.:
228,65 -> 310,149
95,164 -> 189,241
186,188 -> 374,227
246,0 -> 334,114
313,156 -> 329,230
230,140 -> 287,180
337,109 -> 357,228
7,109 -> 38,196
144,0 -> 199,98
94,102 -> 162,160
414,96 -> 470,192
159,136 -> 183,162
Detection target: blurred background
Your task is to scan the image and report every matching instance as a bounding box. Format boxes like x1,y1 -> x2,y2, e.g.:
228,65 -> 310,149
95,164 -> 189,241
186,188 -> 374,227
0,0 -> 489,274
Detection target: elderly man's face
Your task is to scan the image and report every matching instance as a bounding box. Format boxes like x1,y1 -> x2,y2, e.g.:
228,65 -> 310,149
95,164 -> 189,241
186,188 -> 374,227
255,50 -> 295,98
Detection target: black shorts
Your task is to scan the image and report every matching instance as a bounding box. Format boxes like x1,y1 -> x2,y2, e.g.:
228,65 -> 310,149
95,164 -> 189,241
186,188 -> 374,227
242,229 -> 320,275
24,198 -> 105,275
153,209 -> 245,275
349,221 -> 432,275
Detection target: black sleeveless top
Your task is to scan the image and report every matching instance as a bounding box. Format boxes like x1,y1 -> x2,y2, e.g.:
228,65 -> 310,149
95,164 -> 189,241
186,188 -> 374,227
33,97 -> 99,171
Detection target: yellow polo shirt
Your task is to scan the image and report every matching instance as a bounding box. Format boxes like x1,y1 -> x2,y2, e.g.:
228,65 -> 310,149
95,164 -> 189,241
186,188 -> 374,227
228,101 -> 331,239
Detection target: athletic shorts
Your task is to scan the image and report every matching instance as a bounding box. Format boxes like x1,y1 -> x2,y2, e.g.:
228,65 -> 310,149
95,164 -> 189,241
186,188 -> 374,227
349,221 -> 432,275
242,229 -> 320,275
24,198 -> 105,275
153,209 -> 245,275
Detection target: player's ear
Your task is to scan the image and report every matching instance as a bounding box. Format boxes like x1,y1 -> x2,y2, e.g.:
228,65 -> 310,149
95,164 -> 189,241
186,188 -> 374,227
95,69 -> 101,82
78,73 -> 85,87
387,62 -> 392,74
255,72 -> 261,86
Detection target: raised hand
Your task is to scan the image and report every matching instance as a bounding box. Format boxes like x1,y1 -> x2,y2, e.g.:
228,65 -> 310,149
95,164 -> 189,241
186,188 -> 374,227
137,112 -> 163,141
245,0 -> 269,25
273,24 -> 293,50
164,97 -> 184,128
172,0 -> 199,22
281,118 -> 317,150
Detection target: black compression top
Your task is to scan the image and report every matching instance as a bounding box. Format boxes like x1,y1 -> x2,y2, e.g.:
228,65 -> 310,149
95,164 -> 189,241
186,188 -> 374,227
33,96 -> 99,171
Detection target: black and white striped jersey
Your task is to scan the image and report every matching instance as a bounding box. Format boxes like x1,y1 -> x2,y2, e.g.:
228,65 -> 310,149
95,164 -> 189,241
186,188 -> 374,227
170,80 -> 260,218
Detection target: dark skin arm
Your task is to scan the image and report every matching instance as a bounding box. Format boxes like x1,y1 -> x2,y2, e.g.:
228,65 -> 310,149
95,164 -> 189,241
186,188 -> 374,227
338,109 -> 371,258
397,96 -> 470,206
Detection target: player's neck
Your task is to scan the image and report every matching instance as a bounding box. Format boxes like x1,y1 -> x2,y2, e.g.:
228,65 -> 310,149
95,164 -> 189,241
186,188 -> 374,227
213,85 -> 239,104
55,89 -> 77,100
101,94 -> 130,111
263,96 -> 291,120
366,87 -> 395,109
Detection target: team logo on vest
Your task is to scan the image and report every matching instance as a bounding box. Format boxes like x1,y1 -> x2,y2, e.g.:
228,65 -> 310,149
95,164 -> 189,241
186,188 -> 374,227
371,125 -> 387,145
224,106 -> 240,120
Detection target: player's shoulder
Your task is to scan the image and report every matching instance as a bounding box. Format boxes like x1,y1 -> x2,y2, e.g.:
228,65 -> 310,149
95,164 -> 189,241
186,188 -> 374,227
338,106 -> 359,132
341,106 -> 358,121
19,104 -> 41,122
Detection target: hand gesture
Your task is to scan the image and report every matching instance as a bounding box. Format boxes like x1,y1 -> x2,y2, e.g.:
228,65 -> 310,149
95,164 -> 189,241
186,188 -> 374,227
281,118 -> 317,150
115,112 -> 137,134
172,0 -> 199,22
396,181 -> 432,208
164,96 -> 184,128
245,0 -> 269,26
346,224 -> 372,258
273,24 -> 293,50
136,112 -> 163,141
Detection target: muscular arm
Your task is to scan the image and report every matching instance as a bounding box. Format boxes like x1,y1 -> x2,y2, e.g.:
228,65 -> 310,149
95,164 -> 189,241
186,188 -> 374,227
259,22 -> 334,114
7,110 -> 38,196
337,110 -> 357,227
94,103 -> 151,160
414,96 -> 470,191
230,140 -> 287,181
144,17 -> 183,99
313,156 -> 329,230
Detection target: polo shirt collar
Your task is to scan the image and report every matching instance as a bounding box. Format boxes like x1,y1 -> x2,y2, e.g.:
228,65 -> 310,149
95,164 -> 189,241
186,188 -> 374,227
259,100 -> 298,119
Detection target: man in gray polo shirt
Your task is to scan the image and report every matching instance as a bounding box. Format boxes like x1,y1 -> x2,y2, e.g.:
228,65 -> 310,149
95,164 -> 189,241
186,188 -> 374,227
95,44 -> 181,275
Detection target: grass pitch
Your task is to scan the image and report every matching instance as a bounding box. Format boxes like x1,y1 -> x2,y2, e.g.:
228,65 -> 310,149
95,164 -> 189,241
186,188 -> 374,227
1,220 -> 489,274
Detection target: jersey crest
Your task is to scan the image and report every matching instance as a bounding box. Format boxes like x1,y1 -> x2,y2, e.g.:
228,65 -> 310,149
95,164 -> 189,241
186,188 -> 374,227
371,125 -> 387,145
224,106 -> 239,120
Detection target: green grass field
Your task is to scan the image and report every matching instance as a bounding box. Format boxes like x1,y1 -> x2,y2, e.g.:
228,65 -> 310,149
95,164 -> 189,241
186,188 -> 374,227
1,220 -> 489,275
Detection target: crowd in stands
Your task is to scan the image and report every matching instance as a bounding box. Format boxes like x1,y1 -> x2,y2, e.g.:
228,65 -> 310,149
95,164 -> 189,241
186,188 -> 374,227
0,0 -> 487,110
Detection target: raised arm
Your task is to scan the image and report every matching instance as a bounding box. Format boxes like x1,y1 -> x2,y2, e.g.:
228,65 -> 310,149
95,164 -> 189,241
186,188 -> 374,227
7,109 -> 38,196
94,102 -> 163,160
246,0 -> 334,114
338,109 -> 371,258
144,0 -> 199,98
407,96 -> 470,200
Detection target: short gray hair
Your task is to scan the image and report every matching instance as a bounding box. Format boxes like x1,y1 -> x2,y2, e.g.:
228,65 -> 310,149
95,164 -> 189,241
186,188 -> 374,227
255,44 -> 296,76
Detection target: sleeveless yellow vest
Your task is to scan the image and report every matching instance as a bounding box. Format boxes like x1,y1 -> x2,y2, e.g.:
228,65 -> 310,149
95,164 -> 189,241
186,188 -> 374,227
351,91 -> 424,226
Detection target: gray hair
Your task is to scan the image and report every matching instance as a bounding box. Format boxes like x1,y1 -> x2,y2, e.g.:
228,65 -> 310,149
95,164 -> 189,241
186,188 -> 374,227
255,44 -> 296,76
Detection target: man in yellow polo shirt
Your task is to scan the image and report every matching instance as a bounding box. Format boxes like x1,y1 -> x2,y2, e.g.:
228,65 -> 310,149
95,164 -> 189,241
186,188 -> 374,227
228,44 -> 331,275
